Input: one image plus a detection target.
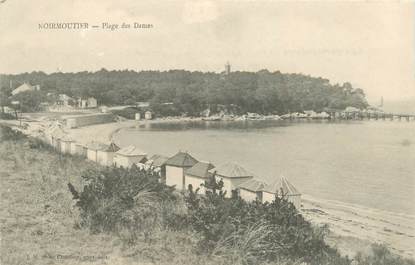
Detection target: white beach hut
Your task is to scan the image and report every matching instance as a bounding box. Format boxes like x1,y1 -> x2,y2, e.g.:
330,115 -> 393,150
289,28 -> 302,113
86,142 -> 120,166
70,142 -> 87,157
209,162 -> 254,198
184,161 -> 215,194
263,176 -> 301,208
164,152 -> 198,190
144,111 -> 152,120
59,135 -> 74,154
237,178 -> 268,202
51,129 -> 66,152
147,154 -> 169,177
113,145 -> 147,168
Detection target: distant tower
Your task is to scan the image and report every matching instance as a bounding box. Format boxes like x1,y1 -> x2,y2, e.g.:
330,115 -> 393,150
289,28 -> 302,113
225,61 -> 231,75
379,96 -> 384,108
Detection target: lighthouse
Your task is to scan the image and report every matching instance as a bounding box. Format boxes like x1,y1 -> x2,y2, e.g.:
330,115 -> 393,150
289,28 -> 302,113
225,61 -> 231,75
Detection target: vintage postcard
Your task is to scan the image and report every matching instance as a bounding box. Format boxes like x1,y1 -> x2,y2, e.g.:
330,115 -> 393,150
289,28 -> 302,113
1,1 -> 414,265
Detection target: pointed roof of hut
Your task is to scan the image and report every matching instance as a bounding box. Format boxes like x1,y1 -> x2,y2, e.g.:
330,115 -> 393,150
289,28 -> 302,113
60,134 -> 74,142
186,161 -> 215,178
237,178 -> 268,192
104,142 -> 120,152
116,145 -> 146,156
50,126 -> 66,139
149,154 -> 169,167
164,151 -> 198,167
210,162 -> 253,179
263,176 -> 301,195
86,141 -> 119,152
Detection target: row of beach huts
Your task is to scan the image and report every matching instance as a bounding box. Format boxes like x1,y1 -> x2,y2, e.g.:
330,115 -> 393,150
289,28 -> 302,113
43,123 -> 301,208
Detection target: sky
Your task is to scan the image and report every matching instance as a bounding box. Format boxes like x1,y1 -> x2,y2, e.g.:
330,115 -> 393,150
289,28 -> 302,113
0,0 -> 414,103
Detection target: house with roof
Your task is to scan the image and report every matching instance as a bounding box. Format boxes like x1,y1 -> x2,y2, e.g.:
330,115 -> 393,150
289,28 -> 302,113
11,83 -> 40,96
263,176 -> 301,208
57,94 -> 75,107
184,161 -> 215,194
209,162 -> 254,198
78,97 -> 98,109
236,178 -> 268,202
164,152 -> 198,190
86,142 -> 120,166
113,145 -> 147,168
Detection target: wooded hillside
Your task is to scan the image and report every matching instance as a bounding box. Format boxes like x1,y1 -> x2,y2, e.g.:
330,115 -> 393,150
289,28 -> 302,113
0,69 -> 368,115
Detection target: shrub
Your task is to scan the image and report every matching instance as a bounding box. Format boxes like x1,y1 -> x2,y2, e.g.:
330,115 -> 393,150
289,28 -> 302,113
0,124 -> 26,141
0,112 -> 16,120
27,137 -> 53,151
354,244 -> 415,265
183,174 -> 350,265
68,165 -> 177,237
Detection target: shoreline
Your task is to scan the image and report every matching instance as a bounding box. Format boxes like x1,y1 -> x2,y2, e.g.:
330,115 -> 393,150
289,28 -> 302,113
301,195 -> 415,259
5,117 -> 415,259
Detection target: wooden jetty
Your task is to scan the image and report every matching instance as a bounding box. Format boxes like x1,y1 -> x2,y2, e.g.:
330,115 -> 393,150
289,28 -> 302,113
326,110 -> 415,121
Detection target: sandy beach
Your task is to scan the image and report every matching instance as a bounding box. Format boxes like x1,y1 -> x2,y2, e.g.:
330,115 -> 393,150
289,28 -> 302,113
66,117 -> 204,145
301,195 -> 415,258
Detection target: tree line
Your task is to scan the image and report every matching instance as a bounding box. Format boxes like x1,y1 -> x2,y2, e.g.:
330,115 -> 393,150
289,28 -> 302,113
0,69 -> 368,115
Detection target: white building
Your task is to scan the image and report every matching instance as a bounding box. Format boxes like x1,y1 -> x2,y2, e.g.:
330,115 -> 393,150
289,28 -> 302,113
70,142 -> 87,157
263,176 -> 301,208
11,83 -> 40,96
86,142 -> 120,166
50,128 -> 66,151
59,136 -> 74,154
237,178 -> 268,202
209,162 -> 254,198
113,145 -> 147,168
44,123 -> 64,146
184,161 -> 215,194
57,94 -> 75,106
78,97 -> 98,109
144,111 -> 152,120
165,152 -> 198,190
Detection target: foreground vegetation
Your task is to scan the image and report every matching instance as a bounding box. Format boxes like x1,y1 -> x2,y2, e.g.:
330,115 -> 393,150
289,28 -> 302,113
1,69 -> 368,116
1,124 -> 413,265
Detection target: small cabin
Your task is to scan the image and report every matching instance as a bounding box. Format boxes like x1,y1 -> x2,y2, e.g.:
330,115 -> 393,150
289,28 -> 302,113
184,161 -> 215,194
147,154 -> 169,179
209,162 -> 254,198
70,142 -> 87,157
263,176 -> 301,208
51,130 -> 65,151
114,145 -> 147,168
237,178 -> 268,202
59,136 -> 74,154
144,111 -> 152,120
165,152 -> 198,190
86,142 -> 120,166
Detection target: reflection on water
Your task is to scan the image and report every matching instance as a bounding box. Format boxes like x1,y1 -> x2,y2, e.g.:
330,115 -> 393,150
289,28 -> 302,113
114,120 -> 415,215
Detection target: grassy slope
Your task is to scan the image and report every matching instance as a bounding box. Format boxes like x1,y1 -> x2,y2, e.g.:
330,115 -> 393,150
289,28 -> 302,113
0,139 -> 242,265
0,141 -> 118,265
